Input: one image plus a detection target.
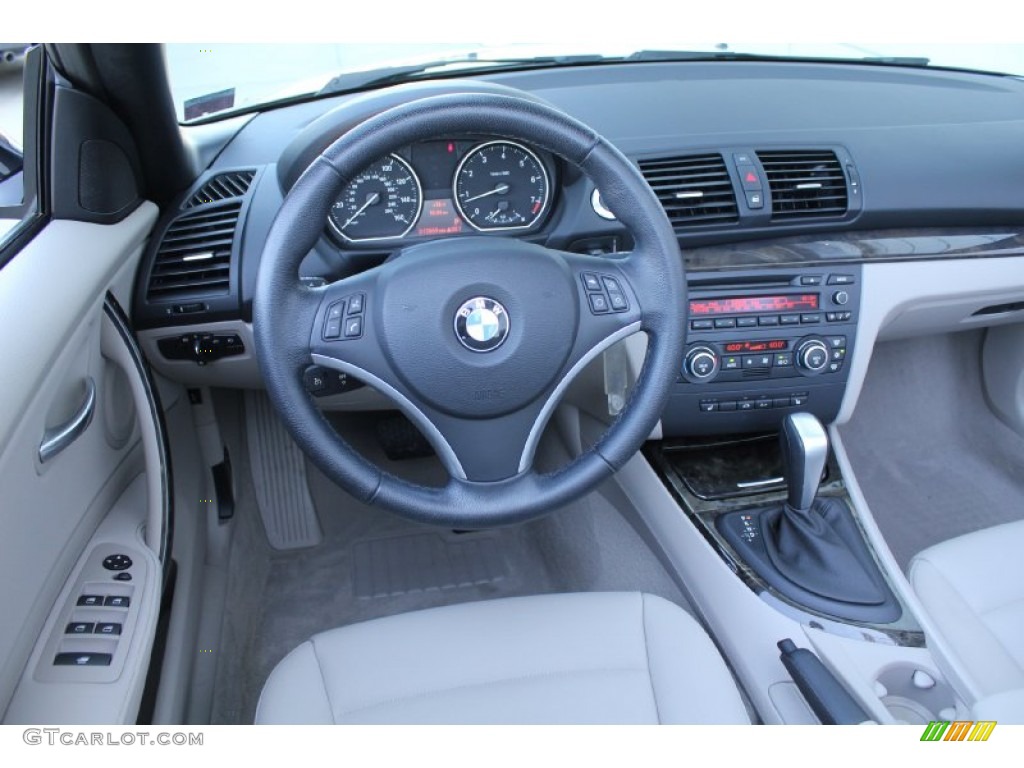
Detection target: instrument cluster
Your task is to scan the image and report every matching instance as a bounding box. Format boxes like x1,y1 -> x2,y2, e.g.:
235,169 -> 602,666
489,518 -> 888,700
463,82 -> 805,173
326,138 -> 555,245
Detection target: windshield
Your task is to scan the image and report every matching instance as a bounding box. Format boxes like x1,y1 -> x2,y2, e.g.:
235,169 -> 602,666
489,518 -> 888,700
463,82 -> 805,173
165,43 -> 1024,123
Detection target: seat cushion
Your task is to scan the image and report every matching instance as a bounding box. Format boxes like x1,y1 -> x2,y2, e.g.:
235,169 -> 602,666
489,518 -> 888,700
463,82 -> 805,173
909,519 -> 1024,698
255,592 -> 750,724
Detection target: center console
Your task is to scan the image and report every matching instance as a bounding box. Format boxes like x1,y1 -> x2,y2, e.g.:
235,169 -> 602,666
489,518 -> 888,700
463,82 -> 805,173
662,266 -> 861,437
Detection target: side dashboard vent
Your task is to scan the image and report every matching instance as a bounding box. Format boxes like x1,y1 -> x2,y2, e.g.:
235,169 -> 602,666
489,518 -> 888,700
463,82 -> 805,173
146,202 -> 240,301
184,170 -> 256,208
638,153 -> 739,229
757,150 -> 848,220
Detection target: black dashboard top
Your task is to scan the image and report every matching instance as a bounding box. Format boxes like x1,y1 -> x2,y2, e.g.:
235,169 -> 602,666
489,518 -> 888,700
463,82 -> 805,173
133,60 -> 1024,330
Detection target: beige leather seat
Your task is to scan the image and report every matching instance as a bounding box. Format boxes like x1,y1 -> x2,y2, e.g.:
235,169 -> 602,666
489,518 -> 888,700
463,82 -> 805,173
256,592 -> 750,724
910,519 -> 1024,719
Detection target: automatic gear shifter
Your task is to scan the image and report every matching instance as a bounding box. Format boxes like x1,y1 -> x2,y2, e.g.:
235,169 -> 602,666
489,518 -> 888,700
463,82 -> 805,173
716,413 -> 900,623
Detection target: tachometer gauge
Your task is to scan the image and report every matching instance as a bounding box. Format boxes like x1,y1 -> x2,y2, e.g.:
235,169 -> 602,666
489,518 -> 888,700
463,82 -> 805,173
328,154 -> 422,242
453,141 -> 550,231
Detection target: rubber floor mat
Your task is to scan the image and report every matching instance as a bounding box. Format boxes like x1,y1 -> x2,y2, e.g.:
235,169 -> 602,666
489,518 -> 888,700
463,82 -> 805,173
353,532 -> 508,598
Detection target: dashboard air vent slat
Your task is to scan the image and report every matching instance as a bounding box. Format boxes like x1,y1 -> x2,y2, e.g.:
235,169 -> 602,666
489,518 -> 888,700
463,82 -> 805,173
146,201 -> 241,301
184,169 -> 256,208
757,150 -> 849,220
639,153 -> 739,229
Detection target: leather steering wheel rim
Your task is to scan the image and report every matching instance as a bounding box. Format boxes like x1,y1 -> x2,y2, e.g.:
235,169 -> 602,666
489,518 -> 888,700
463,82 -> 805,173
254,92 -> 686,527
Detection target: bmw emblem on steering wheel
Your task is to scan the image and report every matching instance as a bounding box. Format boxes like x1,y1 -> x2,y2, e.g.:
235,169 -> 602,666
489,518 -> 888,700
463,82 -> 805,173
454,296 -> 510,352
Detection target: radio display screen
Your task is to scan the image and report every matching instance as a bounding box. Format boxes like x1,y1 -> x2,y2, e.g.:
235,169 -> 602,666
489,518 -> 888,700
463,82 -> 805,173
723,340 -> 789,353
689,294 -> 819,316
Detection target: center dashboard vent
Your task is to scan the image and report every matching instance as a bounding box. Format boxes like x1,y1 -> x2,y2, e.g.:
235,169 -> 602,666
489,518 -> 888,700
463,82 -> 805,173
638,153 -> 739,229
184,170 -> 256,208
756,150 -> 848,220
146,201 -> 241,300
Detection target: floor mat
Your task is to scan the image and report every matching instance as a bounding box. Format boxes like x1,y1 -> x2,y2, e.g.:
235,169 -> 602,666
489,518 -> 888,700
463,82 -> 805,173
840,331 -> 1024,571
353,531 -> 508,598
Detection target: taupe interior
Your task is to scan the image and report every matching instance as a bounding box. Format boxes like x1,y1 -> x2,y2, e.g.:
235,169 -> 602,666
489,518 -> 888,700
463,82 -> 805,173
2,43 -> 1024,727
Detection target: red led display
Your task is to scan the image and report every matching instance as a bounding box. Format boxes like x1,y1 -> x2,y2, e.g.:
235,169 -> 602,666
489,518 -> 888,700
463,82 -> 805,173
414,198 -> 464,237
689,294 -> 819,316
724,340 -> 789,353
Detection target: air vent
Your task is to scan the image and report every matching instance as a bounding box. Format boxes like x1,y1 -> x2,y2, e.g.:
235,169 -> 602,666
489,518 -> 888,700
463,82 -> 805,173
639,153 -> 739,229
146,202 -> 240,300
757,150 -> 848,220
184,170 -> 256,208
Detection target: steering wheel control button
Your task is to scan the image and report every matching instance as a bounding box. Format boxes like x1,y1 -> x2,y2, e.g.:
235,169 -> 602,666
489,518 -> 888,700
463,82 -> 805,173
95,622 -> 123,636
77,595 -> 104,607
66,622 -> 94,635
104,595 -> 130,608
54,652 -> 112,667
607,292 -> 628,311
344,316 -> 364,338
102,554 -> 133,571
327,302 -> 344,321
454,296 -> 510,353
581,273 -> 602,291
589,294 -> 610,313
347,294 -> 365,314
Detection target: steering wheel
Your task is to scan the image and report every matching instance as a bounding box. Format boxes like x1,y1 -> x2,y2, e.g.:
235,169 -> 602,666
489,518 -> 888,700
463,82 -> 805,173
254,92 -> 686,528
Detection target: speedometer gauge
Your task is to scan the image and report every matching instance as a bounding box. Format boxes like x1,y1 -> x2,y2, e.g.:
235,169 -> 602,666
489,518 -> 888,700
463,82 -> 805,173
453,141 -> 550,231
328,154 -> 422,242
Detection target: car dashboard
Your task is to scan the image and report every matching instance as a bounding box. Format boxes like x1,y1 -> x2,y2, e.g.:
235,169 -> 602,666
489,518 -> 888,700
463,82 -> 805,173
130,59 -> 1024,440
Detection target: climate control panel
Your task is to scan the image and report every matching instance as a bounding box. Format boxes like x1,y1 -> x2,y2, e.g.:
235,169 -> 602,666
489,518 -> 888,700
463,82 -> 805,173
662,266 -> 860,437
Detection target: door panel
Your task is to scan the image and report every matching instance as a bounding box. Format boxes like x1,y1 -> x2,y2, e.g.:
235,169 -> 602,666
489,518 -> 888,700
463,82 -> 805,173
0,203 -> 161,721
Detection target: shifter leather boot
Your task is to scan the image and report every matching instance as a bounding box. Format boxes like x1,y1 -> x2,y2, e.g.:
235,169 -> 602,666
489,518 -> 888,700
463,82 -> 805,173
760,497 -> 887,605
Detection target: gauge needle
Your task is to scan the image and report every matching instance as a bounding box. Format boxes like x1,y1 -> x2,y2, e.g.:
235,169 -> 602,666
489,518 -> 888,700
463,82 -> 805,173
461,183 -> 510,204
340,192 -> 381,229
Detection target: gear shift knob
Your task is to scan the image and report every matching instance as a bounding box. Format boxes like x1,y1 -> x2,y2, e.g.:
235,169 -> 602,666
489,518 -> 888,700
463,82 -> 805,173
779,412 -> 828,513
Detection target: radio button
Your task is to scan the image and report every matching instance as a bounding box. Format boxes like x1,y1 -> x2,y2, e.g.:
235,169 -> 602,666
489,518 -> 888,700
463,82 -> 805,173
736,317 -> 758,328
832,290 -> 850,306
827,274 -> 855,285
780,314 -> 801,325
714,318 -> 737,329
800,275 -> 823,286
601,276 -> 622,293
691,319 -> 713,331
758,315 -> 780,326
801,313 -> 822,324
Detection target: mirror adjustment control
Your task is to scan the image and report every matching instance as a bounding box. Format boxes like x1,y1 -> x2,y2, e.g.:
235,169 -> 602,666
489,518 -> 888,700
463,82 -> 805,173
102,554 -> 132,571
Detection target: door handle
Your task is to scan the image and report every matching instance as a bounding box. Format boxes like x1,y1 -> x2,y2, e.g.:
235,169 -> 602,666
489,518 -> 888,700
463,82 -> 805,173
39,377 -> 96,463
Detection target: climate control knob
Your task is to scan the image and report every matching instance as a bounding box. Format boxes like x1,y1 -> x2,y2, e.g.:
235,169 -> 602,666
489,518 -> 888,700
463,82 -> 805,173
796,338 -> 830,375
684,345 -> 720,382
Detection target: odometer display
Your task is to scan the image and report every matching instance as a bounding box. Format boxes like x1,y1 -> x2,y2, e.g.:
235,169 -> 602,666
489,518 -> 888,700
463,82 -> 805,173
328,154 -> 422,242
454,141 -> 550,231
689,294 -> 819,315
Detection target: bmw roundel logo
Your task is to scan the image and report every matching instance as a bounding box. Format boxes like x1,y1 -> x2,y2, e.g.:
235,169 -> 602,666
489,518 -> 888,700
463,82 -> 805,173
454,296 -> 510,353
